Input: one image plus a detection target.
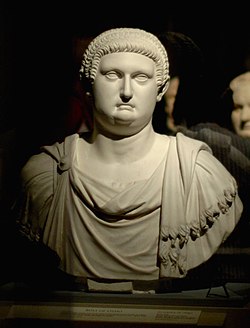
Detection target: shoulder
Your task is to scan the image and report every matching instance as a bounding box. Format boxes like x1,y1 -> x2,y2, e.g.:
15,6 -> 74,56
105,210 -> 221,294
175,132 -> 212,151
173,133 -> 239,192
155,132 -> 210,150
21,134 -> 80,184
21,152 -> 53,183
173,132 -> 214,167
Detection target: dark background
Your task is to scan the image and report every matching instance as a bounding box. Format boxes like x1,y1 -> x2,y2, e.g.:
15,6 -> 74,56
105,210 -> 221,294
1,2 -> 250,140
1,1 -> 250,292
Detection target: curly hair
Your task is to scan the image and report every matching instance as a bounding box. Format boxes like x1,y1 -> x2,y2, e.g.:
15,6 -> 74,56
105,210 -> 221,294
79,27 -> 169,95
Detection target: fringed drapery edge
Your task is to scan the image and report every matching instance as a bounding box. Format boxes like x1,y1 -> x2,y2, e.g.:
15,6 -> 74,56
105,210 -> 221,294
159,185 -> 238,278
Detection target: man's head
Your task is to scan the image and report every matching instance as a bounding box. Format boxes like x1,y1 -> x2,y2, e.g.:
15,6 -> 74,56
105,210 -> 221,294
80,27 -> 170,99
229,72 -> 250,138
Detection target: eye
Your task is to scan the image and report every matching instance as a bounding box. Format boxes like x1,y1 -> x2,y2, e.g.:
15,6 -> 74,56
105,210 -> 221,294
105,71 -> 121,80
134,73 -> 149,82
233,104 -> 243,111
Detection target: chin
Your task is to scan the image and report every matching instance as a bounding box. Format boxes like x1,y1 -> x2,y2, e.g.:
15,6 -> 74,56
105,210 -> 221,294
114,119 -> 135,126
238,131 -> 250,138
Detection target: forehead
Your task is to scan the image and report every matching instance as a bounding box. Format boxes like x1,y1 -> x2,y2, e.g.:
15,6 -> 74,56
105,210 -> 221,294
233,83 -> 250,101
99,52 -> 156,71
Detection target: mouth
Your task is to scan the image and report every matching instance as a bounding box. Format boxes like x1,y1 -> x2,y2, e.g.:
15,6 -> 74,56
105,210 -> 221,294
117,104 -> 134,111
242,122 -> 250,130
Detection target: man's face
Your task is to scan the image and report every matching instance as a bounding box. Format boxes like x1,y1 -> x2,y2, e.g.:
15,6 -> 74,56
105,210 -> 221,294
92,52 -> 159,137
232,84 -> 250,138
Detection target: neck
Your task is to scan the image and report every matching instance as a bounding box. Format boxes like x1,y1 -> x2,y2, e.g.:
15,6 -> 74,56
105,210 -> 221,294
90,122 -> 156,164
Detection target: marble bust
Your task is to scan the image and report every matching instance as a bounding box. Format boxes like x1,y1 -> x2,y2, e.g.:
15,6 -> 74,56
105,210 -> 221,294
16,28 -> 243,289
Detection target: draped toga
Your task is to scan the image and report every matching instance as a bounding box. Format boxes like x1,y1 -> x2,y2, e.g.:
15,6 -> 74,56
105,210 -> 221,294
16,132 -> 243,281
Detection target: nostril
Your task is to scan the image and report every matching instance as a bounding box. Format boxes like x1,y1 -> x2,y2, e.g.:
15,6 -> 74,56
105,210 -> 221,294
121,95 -> 131,102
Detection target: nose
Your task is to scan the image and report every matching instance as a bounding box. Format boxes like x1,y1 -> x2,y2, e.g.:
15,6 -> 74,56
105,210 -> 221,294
120,76 -> 133,101
241,104 -> 250,122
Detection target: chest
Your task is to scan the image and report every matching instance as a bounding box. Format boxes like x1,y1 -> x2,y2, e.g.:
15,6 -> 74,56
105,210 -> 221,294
77,144 -> 168,184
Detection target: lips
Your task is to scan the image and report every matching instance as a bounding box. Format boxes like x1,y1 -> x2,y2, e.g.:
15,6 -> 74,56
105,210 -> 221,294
242,122 -> 250,130
117,104 -> 134,111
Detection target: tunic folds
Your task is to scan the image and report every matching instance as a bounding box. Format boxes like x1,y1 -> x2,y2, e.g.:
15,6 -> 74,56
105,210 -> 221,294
16,132 -> 243,280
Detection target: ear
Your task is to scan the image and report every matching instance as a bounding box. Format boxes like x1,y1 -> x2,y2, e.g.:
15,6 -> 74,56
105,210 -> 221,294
156,79 -> 169,102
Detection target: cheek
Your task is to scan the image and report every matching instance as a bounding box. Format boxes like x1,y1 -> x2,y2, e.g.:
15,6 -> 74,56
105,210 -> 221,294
231,112 -> 240,126
142,86 -> 158,103
93,83 -> 113,107
143,97 -> 158,113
